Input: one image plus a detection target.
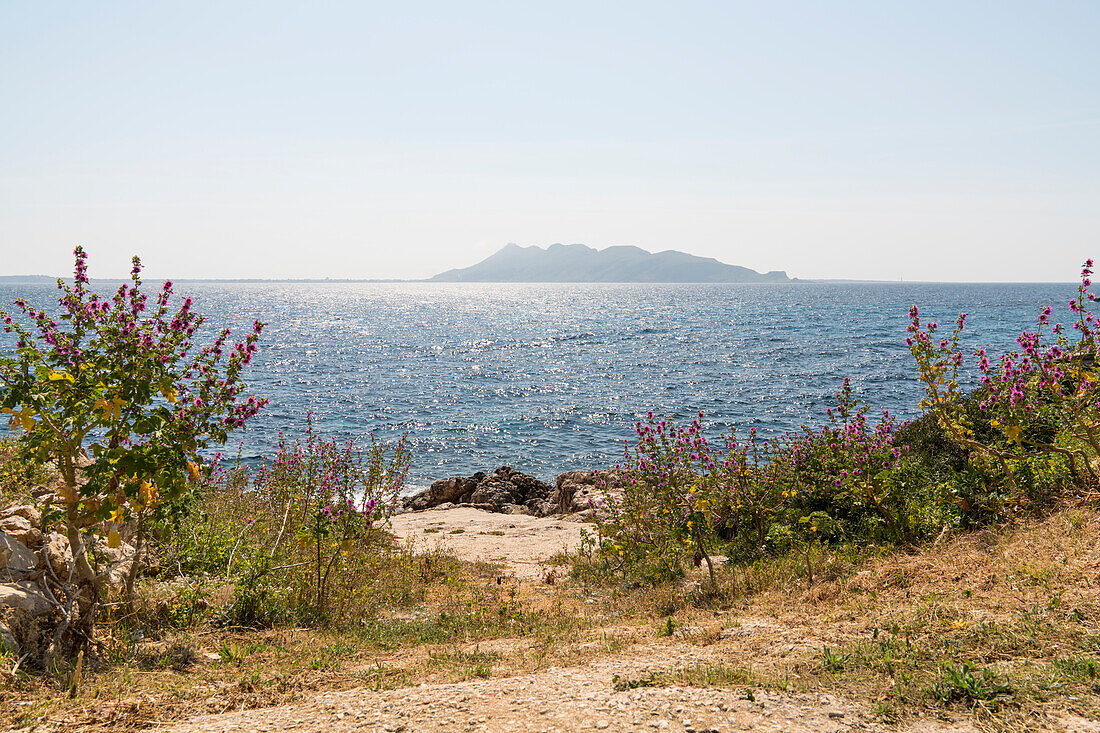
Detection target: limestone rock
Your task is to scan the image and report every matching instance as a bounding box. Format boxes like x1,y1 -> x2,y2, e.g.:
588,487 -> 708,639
40,533 -> 73,581
90,537 -> 136,594
0,504 -> 42,528
0,581 -> 52,616
0,533 -> 38,576
403,473 -> 484,511
469,474 -> 521,509
554,469 -> 623,514
0,515 -> 42,548
405,467 -> 554,515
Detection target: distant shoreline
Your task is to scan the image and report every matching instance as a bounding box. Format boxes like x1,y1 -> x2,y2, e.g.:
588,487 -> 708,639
0,276 -> 1080,286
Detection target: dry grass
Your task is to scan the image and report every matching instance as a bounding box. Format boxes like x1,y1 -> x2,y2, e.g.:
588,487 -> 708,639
578,504 -> 1100,730
4,507 -> 1100,731
0,547 -> 624,731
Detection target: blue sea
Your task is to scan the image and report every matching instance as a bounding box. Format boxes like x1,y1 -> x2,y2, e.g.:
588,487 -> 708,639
0,281 -> 1079,491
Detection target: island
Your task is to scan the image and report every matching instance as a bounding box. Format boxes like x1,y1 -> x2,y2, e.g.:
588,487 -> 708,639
430,243 -> 792,283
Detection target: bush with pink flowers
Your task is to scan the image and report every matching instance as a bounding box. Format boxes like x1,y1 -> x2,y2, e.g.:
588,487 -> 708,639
0,247 -> 267,654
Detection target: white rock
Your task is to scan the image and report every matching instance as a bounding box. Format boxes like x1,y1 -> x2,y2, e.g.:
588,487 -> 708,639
0,504 -> 41,528
0,532 -> 38,575
0,516 -> 42,548
40,532 -> 73,580
0,581 -> 52,616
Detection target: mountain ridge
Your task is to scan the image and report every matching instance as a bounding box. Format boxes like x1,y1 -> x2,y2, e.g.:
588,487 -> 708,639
431,244 -> 791,283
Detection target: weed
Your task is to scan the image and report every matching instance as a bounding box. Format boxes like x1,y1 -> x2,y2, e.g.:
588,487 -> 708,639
929,662 -> 1013,705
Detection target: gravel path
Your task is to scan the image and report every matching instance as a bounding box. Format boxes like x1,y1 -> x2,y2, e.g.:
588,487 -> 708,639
162,661 -> 874,733
158,644 -> 976,733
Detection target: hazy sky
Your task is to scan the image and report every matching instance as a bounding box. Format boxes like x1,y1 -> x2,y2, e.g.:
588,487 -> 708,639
2,1 -> 1097,281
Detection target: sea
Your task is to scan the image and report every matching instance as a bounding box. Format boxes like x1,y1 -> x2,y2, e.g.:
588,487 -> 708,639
0,281 -> 1080,492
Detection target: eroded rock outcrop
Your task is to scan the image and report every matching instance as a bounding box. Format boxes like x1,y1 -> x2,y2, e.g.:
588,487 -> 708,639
404,466 -> 624,518
404,467 -> 555,516
554,469 -> 624,517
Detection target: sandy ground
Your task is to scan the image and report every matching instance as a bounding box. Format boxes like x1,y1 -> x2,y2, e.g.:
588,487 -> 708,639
388,507 -> 585,580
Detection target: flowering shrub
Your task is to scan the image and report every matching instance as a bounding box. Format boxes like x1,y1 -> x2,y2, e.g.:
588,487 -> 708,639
712,426 -> 784,556
175,416 -> 412,625
0,247 -> 266,650
908,259 -> 1100,510
251,414 -> 410,620
593,412 -> 725,585
771,379 -> 911,545
587,382 -> 945,587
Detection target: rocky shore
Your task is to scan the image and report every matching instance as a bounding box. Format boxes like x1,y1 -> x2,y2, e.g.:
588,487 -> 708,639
401,466 -> 621,519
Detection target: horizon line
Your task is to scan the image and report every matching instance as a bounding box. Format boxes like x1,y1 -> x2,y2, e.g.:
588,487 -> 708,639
0,275 -> 1084,286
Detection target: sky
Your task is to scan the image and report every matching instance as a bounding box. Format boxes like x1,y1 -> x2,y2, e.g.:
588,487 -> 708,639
1,1 -> 1098,282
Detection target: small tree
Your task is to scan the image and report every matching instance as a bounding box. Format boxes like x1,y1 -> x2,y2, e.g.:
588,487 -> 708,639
0,246 -> 267,654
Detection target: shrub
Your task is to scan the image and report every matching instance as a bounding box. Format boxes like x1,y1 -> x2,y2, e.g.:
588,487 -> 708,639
170,416 -> 412,626
908,259 -> 1100,511
0,247 -> 266,656
594,412 -> 727,585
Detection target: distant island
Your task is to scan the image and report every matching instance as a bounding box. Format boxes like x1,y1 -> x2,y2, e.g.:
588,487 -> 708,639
430,244 -> 792,283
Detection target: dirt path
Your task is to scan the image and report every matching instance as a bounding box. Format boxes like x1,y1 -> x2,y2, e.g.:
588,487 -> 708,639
156,509 -> 1100,732
158,511 -> 965,733
159,643 -> 946,733
388,507 -> 585,580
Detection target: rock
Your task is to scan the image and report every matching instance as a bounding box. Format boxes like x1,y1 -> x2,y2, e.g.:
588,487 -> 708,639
428,502 -> 455,512
405,467 -> 554,515
90,537 -> 136,594
0,515 -> 42,548
529,499 -> 557,517
0,504 -> 42,528
0,622 -> 18,656
0,581 -> 52,616
554,469 -> 623,514
40,533 -> 72,580
469,474 -> 521,509
30,485 -> 53,501
0,533 -> 38,576
470,467 -> 553,514
0,582 -> 55,661
403,473 -> 484,511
